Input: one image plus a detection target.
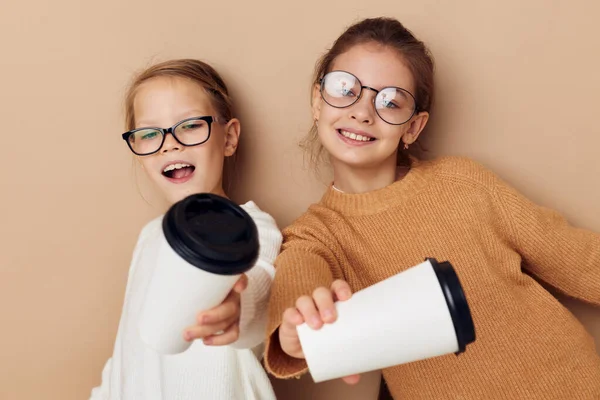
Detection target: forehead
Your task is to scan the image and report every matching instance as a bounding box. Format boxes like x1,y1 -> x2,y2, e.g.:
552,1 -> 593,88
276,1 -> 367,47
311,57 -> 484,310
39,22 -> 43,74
330,43 -> 415,93
134,76 -> 214,113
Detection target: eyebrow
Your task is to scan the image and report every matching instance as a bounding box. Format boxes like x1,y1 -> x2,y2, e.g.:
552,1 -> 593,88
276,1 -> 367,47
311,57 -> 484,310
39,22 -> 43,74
136,110 -> 211,128
336,71 -> 413,93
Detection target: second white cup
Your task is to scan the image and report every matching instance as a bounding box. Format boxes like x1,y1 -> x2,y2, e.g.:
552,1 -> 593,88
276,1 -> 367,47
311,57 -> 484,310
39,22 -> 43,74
296,258 -> 475,383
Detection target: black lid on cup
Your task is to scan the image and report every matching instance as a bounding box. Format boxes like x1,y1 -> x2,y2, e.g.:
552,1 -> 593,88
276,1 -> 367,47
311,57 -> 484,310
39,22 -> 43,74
427,258 -> 476,354
162,193 -> 259,275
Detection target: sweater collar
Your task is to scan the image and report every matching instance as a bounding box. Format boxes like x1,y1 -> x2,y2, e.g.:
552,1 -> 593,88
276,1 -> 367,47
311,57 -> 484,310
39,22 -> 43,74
320,159 -> 431,216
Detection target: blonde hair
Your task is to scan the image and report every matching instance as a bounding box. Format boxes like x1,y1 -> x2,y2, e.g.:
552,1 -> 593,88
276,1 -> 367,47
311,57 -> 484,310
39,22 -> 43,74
124,58 -> 234,129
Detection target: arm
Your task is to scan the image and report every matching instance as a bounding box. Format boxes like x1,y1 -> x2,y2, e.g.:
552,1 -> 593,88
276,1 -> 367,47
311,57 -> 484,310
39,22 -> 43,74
183,205 -> 283,349
491,170 -> 600,305
264,210 -> 345,379
89,218 -> 162,399
229,208 -> 283,350
89,358 -> 112,400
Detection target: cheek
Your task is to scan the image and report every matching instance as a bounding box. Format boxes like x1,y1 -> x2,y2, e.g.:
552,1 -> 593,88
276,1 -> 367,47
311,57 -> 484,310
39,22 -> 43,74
189,142 -> 226,168
380,125 -> 407,142
138,157 -> 156,175
319,106 -> 342,124
138,158 -> 165,186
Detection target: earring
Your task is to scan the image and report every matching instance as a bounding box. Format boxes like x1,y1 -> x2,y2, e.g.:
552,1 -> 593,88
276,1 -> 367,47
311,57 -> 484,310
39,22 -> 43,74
403,142 -> 409,150
314,119 -> 319,127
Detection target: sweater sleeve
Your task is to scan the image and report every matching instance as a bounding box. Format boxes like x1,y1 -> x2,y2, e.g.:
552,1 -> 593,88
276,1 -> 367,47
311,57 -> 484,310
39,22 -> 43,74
491,172 -> 600,306
89,358 -> 112,400
230,205 -> 282,350
89,218 -> 162,399
264,208 -> 345,379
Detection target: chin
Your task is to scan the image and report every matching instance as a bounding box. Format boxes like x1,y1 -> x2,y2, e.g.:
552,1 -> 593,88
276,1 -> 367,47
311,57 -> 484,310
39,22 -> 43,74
330,152 -> 374,168
163,187 -> 196,205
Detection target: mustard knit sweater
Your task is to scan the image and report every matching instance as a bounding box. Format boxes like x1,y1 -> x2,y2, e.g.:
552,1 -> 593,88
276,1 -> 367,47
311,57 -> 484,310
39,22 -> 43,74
265,157 -> 600,399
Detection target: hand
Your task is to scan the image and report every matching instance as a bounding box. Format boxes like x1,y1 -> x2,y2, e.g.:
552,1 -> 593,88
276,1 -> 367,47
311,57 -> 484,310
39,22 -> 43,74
183,274 -> 248,346
278,279 -> 361,385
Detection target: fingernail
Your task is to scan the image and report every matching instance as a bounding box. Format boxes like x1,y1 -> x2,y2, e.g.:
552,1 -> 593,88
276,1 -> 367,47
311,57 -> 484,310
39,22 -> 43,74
322,309 -> 333,320
184,331 -> 192,341
311,316 -> 321,327
204,337 -> 212,345
202,315 -> 210,324
342,290 -> 352,299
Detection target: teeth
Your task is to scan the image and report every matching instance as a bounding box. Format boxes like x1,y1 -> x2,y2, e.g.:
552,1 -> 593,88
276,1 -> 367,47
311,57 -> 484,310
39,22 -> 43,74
163,163 -> 191,173
340,130 -> 372,142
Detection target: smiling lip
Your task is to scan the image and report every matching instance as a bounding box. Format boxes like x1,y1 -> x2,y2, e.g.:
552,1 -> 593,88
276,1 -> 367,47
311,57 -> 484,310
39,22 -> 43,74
161,160 -> 195,184
336,128 -> 376,146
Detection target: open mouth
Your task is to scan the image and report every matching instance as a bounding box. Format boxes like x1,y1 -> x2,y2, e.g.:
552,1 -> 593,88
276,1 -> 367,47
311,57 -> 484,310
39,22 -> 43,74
337,129 -> 376,142
162,162 -> 196,180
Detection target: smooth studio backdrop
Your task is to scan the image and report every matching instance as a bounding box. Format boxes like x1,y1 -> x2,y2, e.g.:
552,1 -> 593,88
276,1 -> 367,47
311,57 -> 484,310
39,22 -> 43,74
1,1 -> 599,399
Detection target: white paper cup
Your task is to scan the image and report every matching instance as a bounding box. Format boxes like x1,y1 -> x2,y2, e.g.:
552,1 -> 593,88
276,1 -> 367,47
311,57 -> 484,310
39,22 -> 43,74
138,193 -> 259,355
296,259 -> 475,383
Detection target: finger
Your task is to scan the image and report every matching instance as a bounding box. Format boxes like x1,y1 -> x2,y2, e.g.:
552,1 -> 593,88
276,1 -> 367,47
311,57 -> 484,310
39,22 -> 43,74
279,309 -> 306,359
342,374 -> 361,385
184,315 -> 238,341
312,287 -> 336,323
281,307 -> 304,329
203,322 -> 240,346
295,295 -> 323,330
197,291 -> 240,325
232,274 -> 248,294
331,280 -> 353,302
277,324 -> 305,359
279,308 -> 304,345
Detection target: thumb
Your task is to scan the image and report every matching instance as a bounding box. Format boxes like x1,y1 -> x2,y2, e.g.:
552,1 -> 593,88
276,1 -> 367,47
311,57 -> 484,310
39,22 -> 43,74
233,274 -> 248,294
342,374 -> 361,385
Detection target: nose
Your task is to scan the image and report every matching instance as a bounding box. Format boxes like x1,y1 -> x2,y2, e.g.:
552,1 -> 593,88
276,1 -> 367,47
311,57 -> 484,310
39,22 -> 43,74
349,90 -> 376,124
161,132 -> 181,153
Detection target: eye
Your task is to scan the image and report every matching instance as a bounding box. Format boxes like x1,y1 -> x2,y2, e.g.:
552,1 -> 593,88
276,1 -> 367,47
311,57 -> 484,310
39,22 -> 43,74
377,88 -> 410,110
382,98 -> 398,108
140,130 -> 160,140
341,88 -> 356,97
180,120 -> 207,131
181,123 -> 201,130
323,71 -> 359,99
339,81 -> 357,97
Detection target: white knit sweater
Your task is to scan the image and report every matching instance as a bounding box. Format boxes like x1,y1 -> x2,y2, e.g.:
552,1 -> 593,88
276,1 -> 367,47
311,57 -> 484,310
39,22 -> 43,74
90,201 -> 282,400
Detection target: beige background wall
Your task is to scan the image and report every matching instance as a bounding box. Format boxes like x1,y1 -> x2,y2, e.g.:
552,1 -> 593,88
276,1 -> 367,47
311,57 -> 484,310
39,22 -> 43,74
0,0 -> 598,399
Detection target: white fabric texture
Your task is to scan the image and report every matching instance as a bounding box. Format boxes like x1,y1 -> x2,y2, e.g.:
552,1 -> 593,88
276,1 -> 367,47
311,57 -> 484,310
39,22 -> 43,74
89,201 -> 282,400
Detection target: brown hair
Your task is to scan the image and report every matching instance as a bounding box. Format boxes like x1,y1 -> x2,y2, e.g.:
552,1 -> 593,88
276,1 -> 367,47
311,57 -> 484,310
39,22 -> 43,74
301,17 -> 435,169
124,59 -> 237,193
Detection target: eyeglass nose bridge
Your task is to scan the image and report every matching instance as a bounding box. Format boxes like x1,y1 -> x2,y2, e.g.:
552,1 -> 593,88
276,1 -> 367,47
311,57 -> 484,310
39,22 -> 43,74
159,126 -> 186,150
349,85 -> 380,111
361,85 -> 381,99
351,85 -> 380,105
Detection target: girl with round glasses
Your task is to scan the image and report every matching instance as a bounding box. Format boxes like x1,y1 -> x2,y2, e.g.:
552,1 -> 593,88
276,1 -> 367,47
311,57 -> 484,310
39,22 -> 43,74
264,17 -> 600,399
90,59 -> 281,400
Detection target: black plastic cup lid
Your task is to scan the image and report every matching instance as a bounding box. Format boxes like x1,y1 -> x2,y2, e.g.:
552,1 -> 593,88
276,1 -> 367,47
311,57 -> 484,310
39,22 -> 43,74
427,258 -> 476,354
162,193 -> 259,275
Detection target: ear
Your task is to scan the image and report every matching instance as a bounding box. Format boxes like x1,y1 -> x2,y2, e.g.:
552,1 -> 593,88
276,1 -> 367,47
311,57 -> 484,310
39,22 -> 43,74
402,111 -> 429,145
311,83 -> 322,122
223,118 -> 241,157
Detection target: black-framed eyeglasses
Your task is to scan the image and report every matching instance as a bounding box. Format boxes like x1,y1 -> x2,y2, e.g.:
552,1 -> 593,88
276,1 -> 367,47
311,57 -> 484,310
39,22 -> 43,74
122,116 -> 216,156
320,70 -> 418,125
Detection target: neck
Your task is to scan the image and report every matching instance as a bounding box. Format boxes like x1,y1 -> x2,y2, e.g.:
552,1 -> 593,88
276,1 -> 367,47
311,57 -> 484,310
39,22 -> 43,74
167,182 -> 228,207
212,185 -> 227,198
331,155 -> 405,194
